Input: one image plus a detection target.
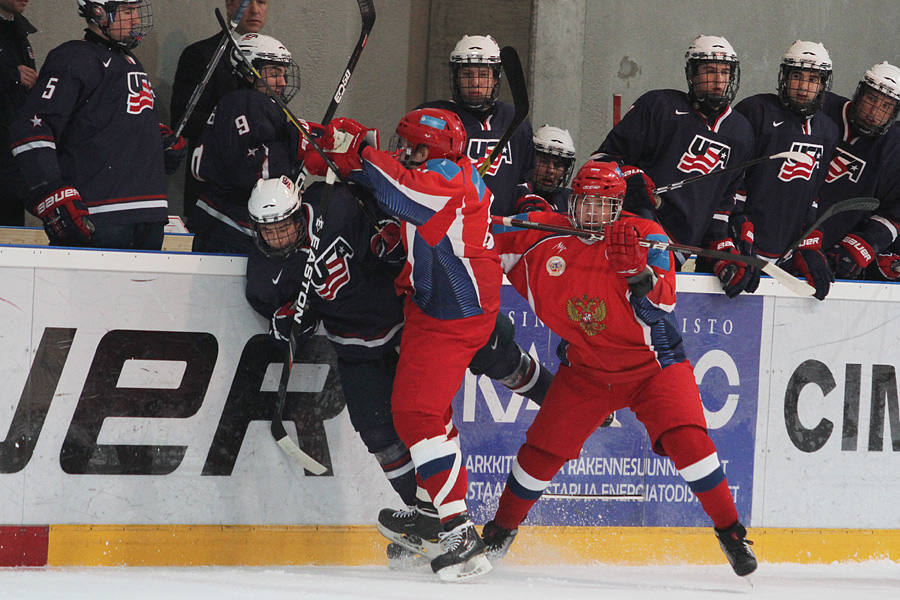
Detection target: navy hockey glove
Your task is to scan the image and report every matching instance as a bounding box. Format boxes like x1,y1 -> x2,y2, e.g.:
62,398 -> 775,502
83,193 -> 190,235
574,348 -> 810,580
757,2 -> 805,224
370,219 -> 405,264
33,186 -> 95,245
270,302 -> 318,350
620,165 -> 661,214
731,215 -> 761,293
514,193 -> 554,213
159,124 -> 187,175
875,253 -> 900,280
708,237 -> 751,298
791,230 -> 834,301
607,219 -> 648,276
827,233 -> 875,279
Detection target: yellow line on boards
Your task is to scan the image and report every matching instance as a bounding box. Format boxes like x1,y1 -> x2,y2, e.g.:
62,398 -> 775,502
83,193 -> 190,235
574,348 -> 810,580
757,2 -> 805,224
47,525 -> 900,567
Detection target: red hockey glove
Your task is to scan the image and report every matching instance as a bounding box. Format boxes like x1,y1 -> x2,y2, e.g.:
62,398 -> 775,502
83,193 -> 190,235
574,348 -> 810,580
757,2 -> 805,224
876,253 -> 900,280
370,218 -> 405,264
33,186 -> 95,245
297,121 -> 328,176
708,237 -> 752,298
620,165 -> 661,214
606,219 -> 648,276
514,193 -> 554,213
827,233 -> 875,279
791,230 -> 834,301
322,117 -> 379,178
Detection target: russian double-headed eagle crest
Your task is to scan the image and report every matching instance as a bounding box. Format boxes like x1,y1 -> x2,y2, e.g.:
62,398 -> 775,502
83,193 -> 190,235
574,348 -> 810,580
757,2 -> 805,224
566,294 -> 607,335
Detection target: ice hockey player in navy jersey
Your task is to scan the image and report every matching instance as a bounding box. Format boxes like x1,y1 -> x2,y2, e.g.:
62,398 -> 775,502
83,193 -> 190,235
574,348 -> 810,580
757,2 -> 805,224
818,62 -> 900,281
594,35 -> 756,298
9,0 -> 180,250
418,34 -> 537,217
244,175 -> 419,545
530,124 -> 576,213
190,32 -> 304,254
732,41 -> 839,300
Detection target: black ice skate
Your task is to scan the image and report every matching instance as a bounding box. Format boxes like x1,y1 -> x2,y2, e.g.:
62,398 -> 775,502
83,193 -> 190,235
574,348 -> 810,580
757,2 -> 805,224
715,521 -> 758,576
377,503 -> 443,559
430,513 -> 492,582
481,520 -> 518,562
385,542 -> 430,570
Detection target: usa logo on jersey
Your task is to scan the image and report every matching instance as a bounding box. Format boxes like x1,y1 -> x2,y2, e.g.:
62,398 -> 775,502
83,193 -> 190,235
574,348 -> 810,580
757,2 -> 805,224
778,142 -> 823,182
825,147 -> 866,184
468,138 -> 511,177
313,236 -> 354,301
677,135 -> 730,175
126,72 -> 155,115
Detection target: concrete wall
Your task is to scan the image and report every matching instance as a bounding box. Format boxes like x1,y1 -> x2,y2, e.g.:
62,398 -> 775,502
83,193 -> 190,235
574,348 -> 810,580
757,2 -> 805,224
20,1 -> 900,215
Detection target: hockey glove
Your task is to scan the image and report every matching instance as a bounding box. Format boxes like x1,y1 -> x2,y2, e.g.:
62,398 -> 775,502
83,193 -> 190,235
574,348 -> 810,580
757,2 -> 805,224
791,230 -> 834,301
270,302 -> 318,350
159,124 -> 187,175
607,219 -> 648,276
620,165 -> 661,214
514,193 -> 554,213
875,253 -> 900,280
708,237 -> 752,298
33,186 -> 95,245
297,121 -> 328,177
322,117 -> 379,178
827,233 -> 875,280
370,218 -> 405,264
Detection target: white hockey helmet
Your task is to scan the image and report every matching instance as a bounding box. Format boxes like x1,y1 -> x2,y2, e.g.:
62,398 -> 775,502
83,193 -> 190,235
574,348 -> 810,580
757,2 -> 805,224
449,34 -> 503,112
230,33 -> 301,103
778,40 -> 833,117
77,0 -> 153,50
849,61 -> 900,136
248,176 -> 308,258
532,125 -> 576,195
684,35 -> 740,111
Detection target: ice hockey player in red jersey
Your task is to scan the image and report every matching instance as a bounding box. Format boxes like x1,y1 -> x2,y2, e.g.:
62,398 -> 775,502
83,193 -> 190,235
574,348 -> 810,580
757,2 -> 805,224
322,107 -> 499,582
481,160 -> 757,578
9,0 -> 180,250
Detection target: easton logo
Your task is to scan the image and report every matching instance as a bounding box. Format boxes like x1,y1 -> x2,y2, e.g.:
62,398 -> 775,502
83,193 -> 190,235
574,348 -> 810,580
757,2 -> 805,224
312,236 -> 354,301
825,147 -> 866,184
778,142 -> 822,182
469,138 -> 511,177
677,135 -> 730,175
126,72 -> 155,114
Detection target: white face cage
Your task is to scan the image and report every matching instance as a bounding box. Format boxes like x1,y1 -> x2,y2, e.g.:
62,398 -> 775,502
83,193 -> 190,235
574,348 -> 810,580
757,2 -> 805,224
569,194 -> 623,231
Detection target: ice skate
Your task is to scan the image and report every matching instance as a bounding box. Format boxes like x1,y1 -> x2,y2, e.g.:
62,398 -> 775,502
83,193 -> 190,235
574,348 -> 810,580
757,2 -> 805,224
715,521 -> 758,576
376,503 -> 443,559
481,520 -> 518,562
430,514 -> 492,582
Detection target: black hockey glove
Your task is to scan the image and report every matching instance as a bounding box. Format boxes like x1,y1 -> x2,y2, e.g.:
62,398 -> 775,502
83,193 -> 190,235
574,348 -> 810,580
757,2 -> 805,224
159,124 -> 187,175
790,230 -> 834,301
620,165 -> 661,215
827,233 -> 875,279
270,302 -> 318,350
33,185 -> 95,245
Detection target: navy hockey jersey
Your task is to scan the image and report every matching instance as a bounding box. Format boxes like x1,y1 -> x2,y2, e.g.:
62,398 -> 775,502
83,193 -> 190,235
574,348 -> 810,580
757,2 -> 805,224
191,89 -> 299,250
245,182 -> 404,362
596,89 -> 754,246
818,92 -> 900,251
418,99 -> 534,216
9,32 -> 167,226
734,93 -> 839,257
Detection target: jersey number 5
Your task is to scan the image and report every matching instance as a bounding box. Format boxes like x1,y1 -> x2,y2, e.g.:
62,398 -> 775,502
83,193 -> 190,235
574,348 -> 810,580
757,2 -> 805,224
41,77 -> 58,100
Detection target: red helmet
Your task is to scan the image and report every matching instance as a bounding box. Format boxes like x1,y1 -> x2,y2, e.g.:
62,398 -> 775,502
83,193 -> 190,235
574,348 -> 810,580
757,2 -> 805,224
392,108 -> 467,167
569,161 -> 627,230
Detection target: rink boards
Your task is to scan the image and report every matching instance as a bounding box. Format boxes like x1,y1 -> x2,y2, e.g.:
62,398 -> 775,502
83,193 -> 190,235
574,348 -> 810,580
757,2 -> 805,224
0,245 -> 898,566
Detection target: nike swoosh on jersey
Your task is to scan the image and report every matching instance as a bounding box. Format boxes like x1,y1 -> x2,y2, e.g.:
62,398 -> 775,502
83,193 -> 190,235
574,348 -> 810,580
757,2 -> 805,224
773,121 -> 784,127
490,335 -> 499,350
675,110 -> 690,115
272,269 -> 283,285
103,58 -> 112,68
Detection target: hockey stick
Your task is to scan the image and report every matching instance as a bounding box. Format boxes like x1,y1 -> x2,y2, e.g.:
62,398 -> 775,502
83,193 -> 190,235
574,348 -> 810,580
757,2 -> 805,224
776,196 -> 880,265
173,0 -> 250,139
478,46 -> 529,176
491,215 -> 815,296
322,0 -> 375,124
653,151 -> 813,194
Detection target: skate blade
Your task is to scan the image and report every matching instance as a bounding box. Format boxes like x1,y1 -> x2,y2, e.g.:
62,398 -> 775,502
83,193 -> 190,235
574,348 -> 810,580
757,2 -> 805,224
435,554 -> 493,583
376,523 -> 442,558
387,547 -> 431,571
